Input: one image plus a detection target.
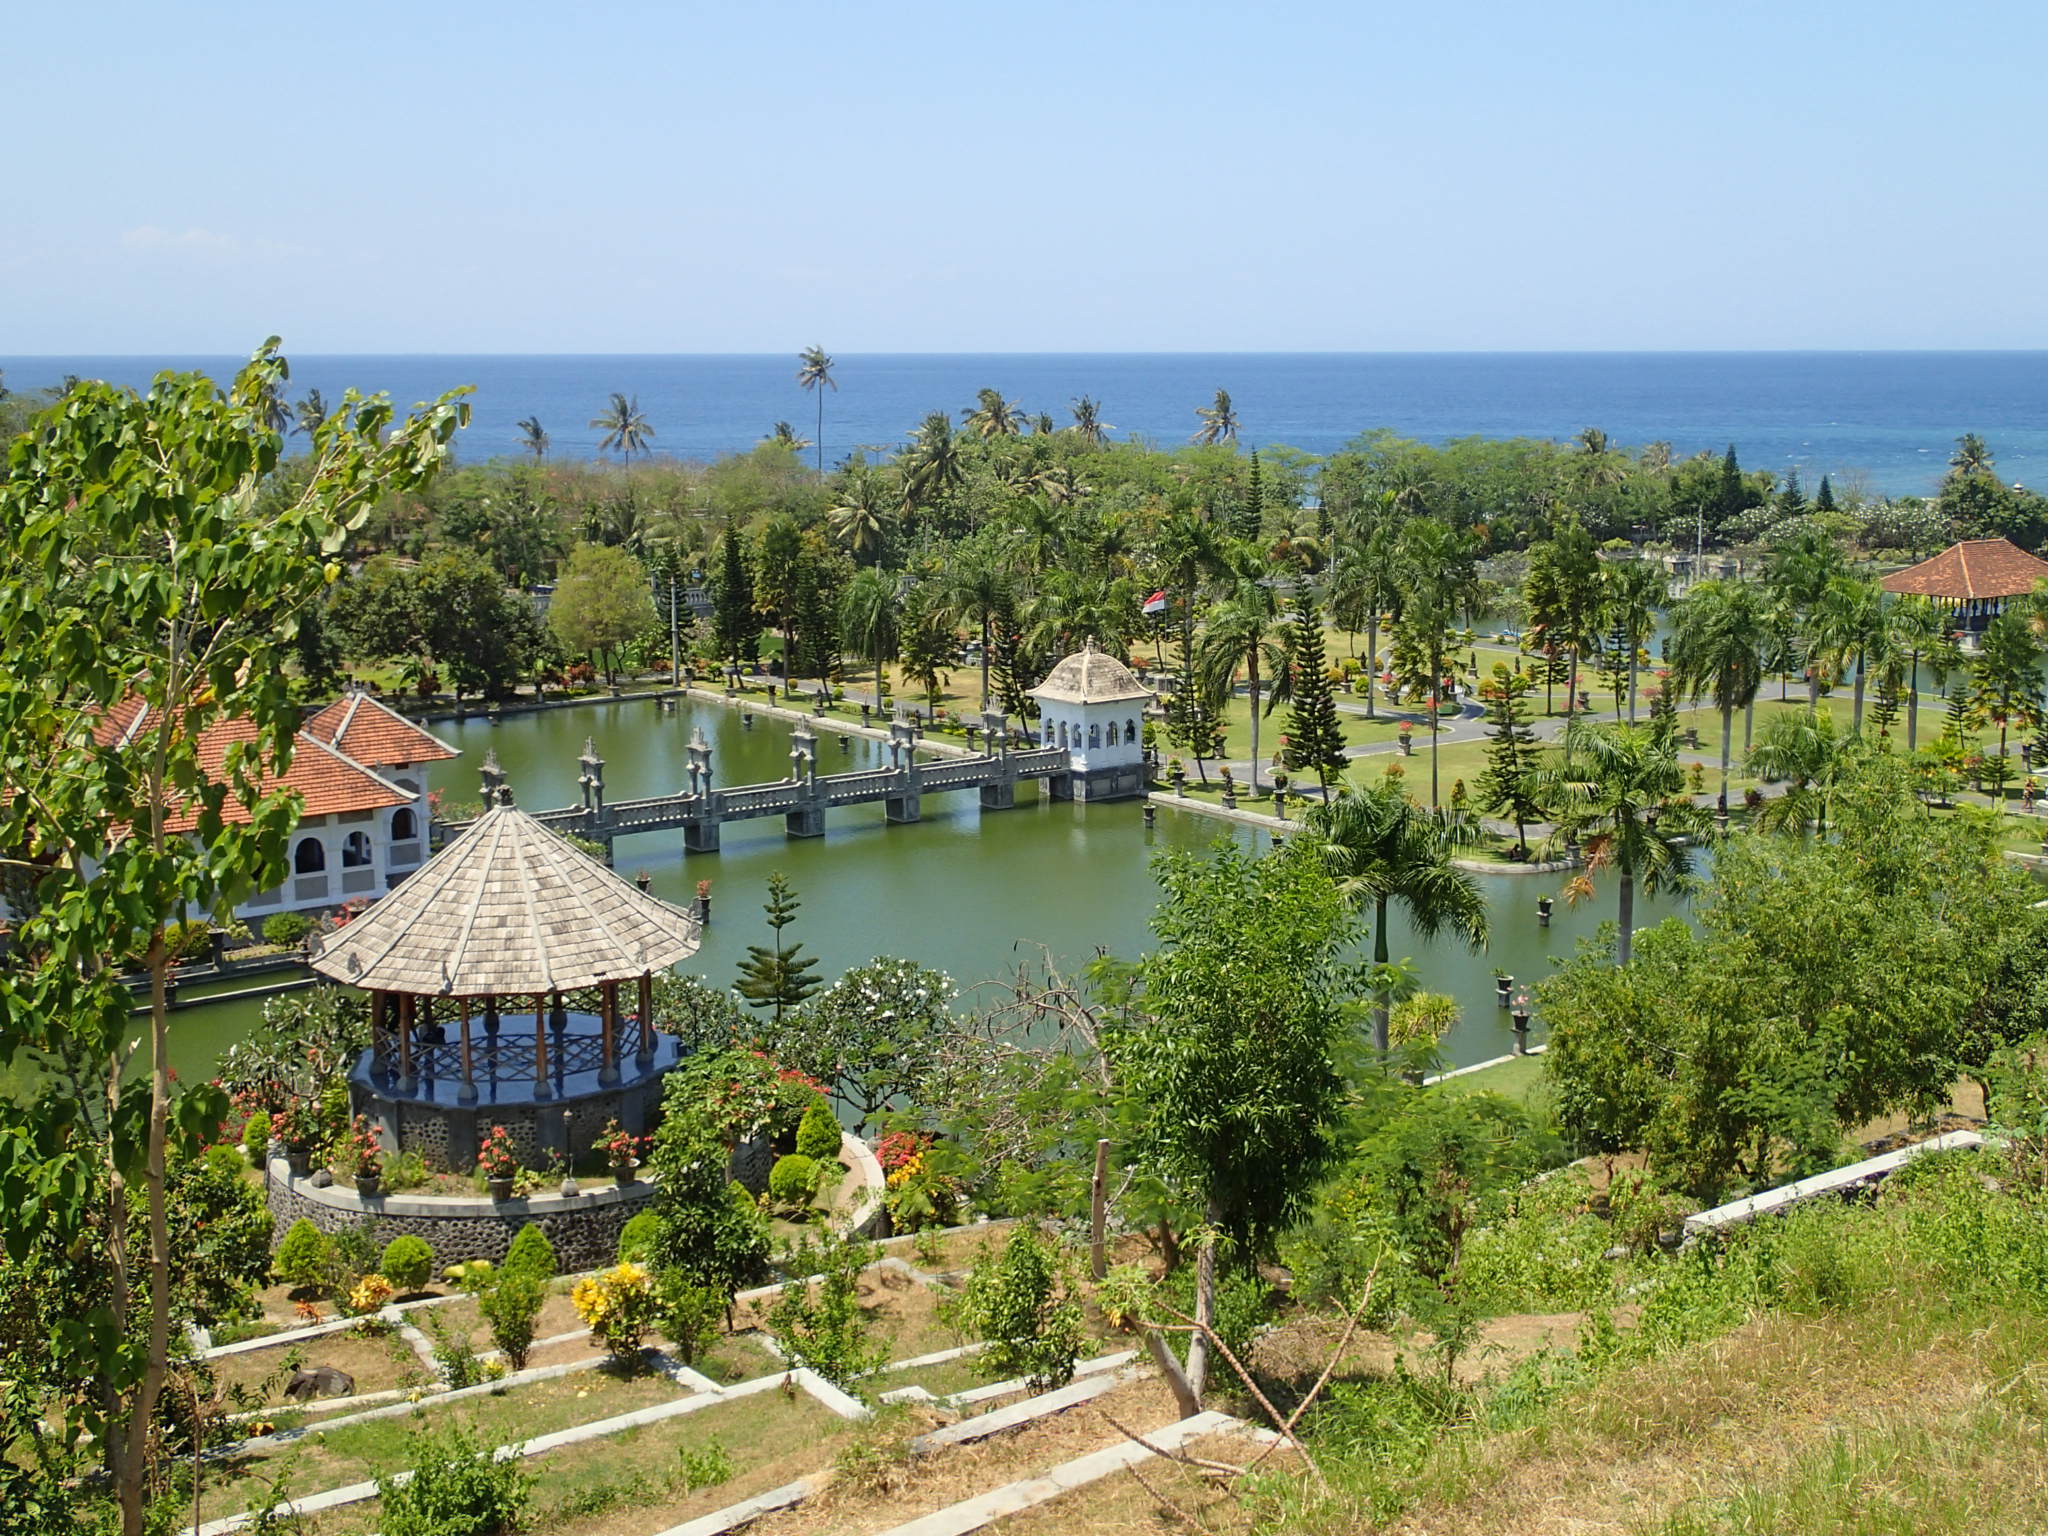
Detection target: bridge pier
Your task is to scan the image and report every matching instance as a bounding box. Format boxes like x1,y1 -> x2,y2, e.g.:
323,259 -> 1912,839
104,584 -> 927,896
886,794 -> 922,824
978,780 -> 1015,811
785,807 -> 826,838
1045,773 -> 1074,802
683,820 -> 721,853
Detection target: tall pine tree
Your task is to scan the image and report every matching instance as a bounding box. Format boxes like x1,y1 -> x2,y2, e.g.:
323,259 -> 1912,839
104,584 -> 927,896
712,521 -> 760,666
1234,451 -> 1265,543
1284,602 -> 1349,793
734,873 -> 822,1025
1475,665 -> 1545,857
1167,626 -> 1226,782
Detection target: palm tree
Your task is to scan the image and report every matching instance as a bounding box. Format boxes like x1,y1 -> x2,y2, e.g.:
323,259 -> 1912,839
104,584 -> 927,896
1538,720 -> 1706,966
963,388 -> 1025,438
1747,711 -> 1861,836
938,551 -> 1012,707
1601,559 -> 1668,723
1949,433 -> 1995,481
1667,578 -> 1767,812
840,566 -> 899,714
516,416 -> 550,458
1394,517 -> 1477,804
902,412 -> 966,514
1764,529 -> 1845,713
1300,782 -> 1489,1051
796,345 -> 835,476
1190,389 -> 1239,446
767,421 -> 811,451
292,388 -> 328,438
827,472 -> 892,563
1805,575 -> 1884,732
590,393 -> 654,464
1069,395 -> 1112,445
1196,555 -> 1286,792
1883,595 -> 1943,750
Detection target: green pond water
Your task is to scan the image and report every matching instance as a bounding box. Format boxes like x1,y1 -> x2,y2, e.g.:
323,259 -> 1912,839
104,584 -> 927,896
162,694 -> 1684,1080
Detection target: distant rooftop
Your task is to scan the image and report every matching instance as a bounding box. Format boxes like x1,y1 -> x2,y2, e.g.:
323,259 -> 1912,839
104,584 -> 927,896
1880,537 -> 2048,601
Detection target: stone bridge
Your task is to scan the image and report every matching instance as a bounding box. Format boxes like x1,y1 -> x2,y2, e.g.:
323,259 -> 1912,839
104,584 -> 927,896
439,709 -> 1072,859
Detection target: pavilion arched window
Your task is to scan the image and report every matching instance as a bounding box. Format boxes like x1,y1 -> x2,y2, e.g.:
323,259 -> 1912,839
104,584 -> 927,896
1125,719 -> 1137,744
391,807 -> 417,841
342,831 -> 374,868
294,838 -> 327,874
1088,723 -> 1101,749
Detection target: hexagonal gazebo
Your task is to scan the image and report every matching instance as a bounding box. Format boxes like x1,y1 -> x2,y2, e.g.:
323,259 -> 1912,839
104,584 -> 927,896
311,771 -> 703,1172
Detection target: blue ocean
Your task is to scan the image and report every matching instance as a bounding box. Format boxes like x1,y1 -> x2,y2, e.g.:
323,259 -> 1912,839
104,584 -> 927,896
7,352 -> 2048,499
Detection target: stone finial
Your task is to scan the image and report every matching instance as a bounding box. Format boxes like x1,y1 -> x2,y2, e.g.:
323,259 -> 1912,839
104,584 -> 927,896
480,748 -> 505,802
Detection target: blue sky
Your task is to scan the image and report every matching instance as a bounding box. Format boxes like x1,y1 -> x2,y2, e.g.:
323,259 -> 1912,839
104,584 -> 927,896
6,1 -> 2043,353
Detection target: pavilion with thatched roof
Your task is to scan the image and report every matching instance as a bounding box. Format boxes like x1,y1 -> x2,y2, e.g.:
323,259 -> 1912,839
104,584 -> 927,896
1880,537 -> 2048,634
313,760 -> 701,1171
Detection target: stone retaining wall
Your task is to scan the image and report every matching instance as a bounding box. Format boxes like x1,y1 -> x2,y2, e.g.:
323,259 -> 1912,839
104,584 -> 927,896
265,1161 -> 656,1270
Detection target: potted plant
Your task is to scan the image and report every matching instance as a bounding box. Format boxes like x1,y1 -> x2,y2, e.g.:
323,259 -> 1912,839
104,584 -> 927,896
350,1116 -> 385,1197
478,1124 -> 519,1201
274,1096 -> 316,1178
1511,989 -> 1532,1046
1218,764 -> 1236,809
1167,756 -> 1187,795
694,879 -> 712,924
598,1118 -> 645,1186
1397,720 -> 1414,756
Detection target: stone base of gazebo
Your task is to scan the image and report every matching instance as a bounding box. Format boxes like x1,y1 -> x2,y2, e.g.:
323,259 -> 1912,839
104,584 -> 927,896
351,1014 -> 684,1172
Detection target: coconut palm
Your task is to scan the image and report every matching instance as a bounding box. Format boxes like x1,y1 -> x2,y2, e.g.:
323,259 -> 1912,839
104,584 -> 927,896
1299,781 -> 1489,1052
796,345 -> 835,476
902,411 -> 966,514
1764,529 -> 1845,712
827,471 -> 892,563
938,551 -> 1012,707
1949,433 -> 1995,481
1538,720 -> 1707,966
1069,395 -> 1113,445
1190,389 -> 1239,446
292,388 -> 328,438
1394,517 -> 1478,805
1805,575 -> 1884,733
1601,559 -> 1668,723
1881,594 -> 1943,750
1196,554 -> 1287,792
1023,570 -> 1137,661
767,421 -> 811,451
1667,578 -> 1767,812
590,393 -> 654,464
516,416 -> 550,458
1747,711 -> 1862,837
963,388 -> 1025,439
839,566 -> 899,714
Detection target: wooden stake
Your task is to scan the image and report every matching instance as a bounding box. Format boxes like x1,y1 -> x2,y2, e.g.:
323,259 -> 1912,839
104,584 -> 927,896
1090,1137 -> 1110,1280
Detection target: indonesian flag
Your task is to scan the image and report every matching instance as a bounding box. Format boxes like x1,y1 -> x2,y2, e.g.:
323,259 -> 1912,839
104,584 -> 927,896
1143,590 -> 1168,616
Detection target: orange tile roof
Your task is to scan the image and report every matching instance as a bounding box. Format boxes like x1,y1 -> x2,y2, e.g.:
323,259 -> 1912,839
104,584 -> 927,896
93,703 -> 416,834
1880,538 -> 2048,600
303,692 -> 459,768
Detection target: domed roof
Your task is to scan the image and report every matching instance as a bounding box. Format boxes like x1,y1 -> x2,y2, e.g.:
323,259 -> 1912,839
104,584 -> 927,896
1029,637 -> 1154,706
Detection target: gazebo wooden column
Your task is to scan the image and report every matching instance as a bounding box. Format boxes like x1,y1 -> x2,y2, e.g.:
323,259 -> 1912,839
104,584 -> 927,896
599,980 -> 621,1085
370,990 -> 391,1077
396,993 -> 415,1089
637,972 -> 655,1063
532,994 -> 553,1100
457,1000 -> 477,1103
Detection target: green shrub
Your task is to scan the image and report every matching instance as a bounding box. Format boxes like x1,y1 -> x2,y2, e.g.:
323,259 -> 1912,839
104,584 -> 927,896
262,912 -> 314,948
379,1235 -> 435,1293
767,1236 -> 888,1388
503,1223 -> 557,1284
377,1423 -> 531,1536
795,1100 -> 842,1161
272,1218 -> 331,1293
166,918 -> 215,963
479,1272 -> 545,1370
769,1153 -> 821,1207
616,1209 -> 659,1265
240,1110 -> 272,1165
676,1438 -> 735,1492
947,1226 -> 1083,1390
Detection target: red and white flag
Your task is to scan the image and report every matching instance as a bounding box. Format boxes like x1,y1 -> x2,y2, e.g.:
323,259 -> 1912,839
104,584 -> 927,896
1142,590 -> 1168,616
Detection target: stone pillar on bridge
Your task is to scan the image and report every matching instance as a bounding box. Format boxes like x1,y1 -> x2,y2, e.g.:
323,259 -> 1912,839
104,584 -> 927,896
682,727 -> 720,851
885,716 -> 923,824
577,738 -> 614,864
786,723 -> 826,837
977,708 -> 1016,810
685,728 -> 713,796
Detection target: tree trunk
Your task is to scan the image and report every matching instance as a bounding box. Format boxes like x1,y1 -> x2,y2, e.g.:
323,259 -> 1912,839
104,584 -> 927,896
1430,642 -> 1442,806
1247,658 -> 1263,793
1908,653 -> 1920,750
980,615 -> 992,707
1616,870 -> 1636,966
1373,897 -> 1391,1052
1184,1199 -> 1222,1403
1852,650 -> 1867,735
1627,637 -> 1639,724
1807,666 -> 1820,715
1365,614 -> 1378,718
1720,700 -> 1733,812
1744,696 -> 1755,754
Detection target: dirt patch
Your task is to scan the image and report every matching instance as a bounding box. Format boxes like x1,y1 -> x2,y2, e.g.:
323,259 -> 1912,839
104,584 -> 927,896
749,1375 -> 1187,1536
209,1325 -> 428,1403
1251,1307 -> 1635,1397
994,1430 -> 1288,1536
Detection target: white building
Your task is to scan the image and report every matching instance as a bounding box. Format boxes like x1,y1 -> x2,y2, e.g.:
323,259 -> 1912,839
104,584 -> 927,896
1029,638 -> 1154,801
93,689 -> 459,921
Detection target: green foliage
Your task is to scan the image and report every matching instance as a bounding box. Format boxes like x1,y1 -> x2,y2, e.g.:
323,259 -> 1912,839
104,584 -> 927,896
240,1111 -> 272,1166
733,873 -> 823,1025
272,1219 -> 332,1294
502,1223 -> 557,1284
947,1227 -> 1085,1390
676,1438 -> 736,1492
378,1235 -> 435,1293
477,1272 -> 545,1370
767,1237 -> 889,1389
261,912 -> 314,949
328,549 -> 543,700
795,1099 -> 842,1161
548,541 -> 655,683
643,1074 -> 774,1315
423,1313 -> 489,1389
1284,601 -> 1349,790
1474,664 -> 1545,853
769,1153 -> 822,1208
616,1209 -> 660,1265
651,973 -> 750,1056
376,1423 -> 532,1536
781,957 -> 958,1131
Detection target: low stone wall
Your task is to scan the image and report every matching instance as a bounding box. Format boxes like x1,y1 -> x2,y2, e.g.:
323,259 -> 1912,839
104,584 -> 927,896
265,1161 -> 657,1270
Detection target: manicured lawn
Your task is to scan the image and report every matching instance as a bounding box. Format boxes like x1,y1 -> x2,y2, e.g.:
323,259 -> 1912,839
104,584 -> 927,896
1431,1051 -> 1548,1105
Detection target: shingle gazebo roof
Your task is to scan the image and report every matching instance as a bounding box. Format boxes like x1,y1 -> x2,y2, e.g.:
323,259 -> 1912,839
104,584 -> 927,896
1029,637 -> 1154,705
309,793 -> 700,997
1880,538 -> 2048,601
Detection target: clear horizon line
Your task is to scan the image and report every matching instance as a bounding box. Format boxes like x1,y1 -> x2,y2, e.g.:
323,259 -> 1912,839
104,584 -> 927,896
10,346 -> 2048,360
